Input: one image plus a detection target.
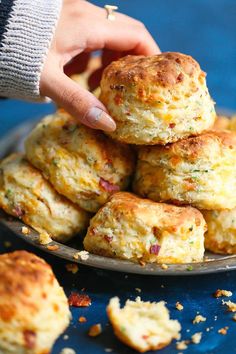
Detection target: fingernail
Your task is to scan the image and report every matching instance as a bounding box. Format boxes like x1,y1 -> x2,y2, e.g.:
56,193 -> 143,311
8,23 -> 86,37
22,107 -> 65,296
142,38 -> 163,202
85,107 -> 116,132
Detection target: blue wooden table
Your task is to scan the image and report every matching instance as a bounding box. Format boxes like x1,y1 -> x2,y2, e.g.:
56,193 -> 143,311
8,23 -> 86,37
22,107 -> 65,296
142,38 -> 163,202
1,1 -> 236,353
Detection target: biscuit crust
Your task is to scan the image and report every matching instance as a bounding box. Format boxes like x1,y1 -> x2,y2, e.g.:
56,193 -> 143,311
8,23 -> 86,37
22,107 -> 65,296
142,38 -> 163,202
0,154 -> 89,242
203,209 -> 236,254
25,111 -> 135,213
84,192 -> 206,264
100,52 -> 215,145
133,131 -> 236,210
0,251 -> 70,354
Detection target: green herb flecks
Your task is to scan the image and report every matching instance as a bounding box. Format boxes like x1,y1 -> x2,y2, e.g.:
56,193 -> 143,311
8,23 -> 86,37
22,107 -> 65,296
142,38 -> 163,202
5,189 -> 13,199
52,159 -> 59,166
120,326 -> 126,333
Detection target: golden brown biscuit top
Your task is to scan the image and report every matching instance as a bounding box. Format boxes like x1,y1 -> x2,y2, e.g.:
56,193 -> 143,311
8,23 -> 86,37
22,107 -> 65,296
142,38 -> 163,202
171,131 -> 236,157
102,52 -> 203,88
0,251 -> 55,319
140,131 -> 236,162
35,110 -> 135,178
104,192 -> 204,229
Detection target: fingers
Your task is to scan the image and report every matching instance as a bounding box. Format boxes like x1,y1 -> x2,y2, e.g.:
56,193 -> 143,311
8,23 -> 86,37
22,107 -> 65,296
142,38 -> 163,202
102,20 -> 160,55
79,6 -> 160,56
42,71 -> 116,132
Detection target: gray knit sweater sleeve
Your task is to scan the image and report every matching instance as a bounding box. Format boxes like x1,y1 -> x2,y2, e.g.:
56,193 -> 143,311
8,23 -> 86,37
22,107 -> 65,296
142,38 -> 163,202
0,0 -> 62,101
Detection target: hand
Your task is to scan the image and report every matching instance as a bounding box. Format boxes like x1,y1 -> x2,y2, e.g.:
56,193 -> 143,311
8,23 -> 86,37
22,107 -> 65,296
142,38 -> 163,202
40,0 -> 160,131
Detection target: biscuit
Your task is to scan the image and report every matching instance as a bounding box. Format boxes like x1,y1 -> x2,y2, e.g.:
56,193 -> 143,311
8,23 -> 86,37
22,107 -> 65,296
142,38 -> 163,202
107,296 -> 181,353
203,209 -> 236,254
100,52 -> 216,145
84,192 -> 206,264
0,251 -> 70,354
0,154 -> 89,242
213,115 -> 230,130
213,115 -> 236,132
133,131 -> 236,210
25,111 -> 135,213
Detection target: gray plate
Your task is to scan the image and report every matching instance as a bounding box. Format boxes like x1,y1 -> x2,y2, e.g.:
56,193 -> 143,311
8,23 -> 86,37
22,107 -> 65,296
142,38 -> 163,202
1,118 -> 236,276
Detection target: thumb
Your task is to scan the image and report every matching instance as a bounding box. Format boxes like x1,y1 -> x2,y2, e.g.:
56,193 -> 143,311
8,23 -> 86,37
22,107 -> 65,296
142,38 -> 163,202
41,72 -> 116,132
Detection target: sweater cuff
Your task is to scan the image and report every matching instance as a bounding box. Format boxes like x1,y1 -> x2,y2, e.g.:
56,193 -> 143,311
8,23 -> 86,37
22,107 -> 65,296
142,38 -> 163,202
0,0 -> 62,101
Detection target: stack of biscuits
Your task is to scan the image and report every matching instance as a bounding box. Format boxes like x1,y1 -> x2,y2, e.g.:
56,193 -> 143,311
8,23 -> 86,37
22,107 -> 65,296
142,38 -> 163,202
1,52 -> 236,264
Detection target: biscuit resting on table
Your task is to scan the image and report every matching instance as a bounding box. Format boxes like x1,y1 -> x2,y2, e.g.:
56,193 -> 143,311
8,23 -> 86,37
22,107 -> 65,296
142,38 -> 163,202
107,296 -> 181,353
0,251 -> 70,354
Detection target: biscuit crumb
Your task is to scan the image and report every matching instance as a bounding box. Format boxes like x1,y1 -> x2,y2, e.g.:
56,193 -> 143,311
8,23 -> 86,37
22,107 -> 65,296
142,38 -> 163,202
191,332 -> 202,344
161,284 -> 165,288
176,340 -> 189,350
78,316 -> 87,323
73,250 -> 89,261
66,263 -> 79,274
222,300 -> 236,312
176,302 -> 184,311
59,348 -> 76,354
161,263 -> 168,270
139,260 -> 146,266
186,265 -> 193,271
193,315 -> 206,324
63,335 -> 69,340
214,289 -> 232,298
47,244 -> 59,251
135,288 -> 141,293
39,232 -> 52,245
105,349 -> 113,352
88,323 -> 102,337
21,226 -> 30,235
233,314 -> 236,321
218,326 -> 228,335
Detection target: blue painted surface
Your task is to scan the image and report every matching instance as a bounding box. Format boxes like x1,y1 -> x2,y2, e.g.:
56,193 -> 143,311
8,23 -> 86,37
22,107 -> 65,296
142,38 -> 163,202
0,1 -> 236,353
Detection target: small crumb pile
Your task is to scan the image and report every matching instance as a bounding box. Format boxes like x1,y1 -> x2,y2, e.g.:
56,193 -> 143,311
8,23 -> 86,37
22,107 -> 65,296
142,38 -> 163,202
59,348 -> 76,354
21,226 -> 30,235
65,263 -> 79,274
176,302 -> 184,311
73,250 -> 89,261
218,327 -> 229,335
191,332 -> 202,344
78,316 -> 87,323
176,340 -> 189,350
88,324 -> 102,337
222,300 -> 236,312
193,315 -> 206,324
214,289 -> 232,298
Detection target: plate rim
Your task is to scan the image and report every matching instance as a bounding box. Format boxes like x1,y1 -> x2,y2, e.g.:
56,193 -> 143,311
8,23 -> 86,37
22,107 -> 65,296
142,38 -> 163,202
1,211 -> 236,276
